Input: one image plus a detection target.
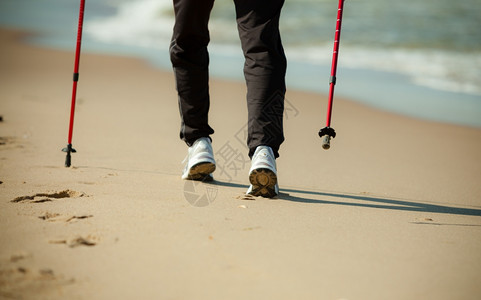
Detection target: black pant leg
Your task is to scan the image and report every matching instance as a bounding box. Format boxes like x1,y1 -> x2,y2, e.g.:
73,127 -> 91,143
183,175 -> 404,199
170,0 -> 215,146
233,0 -> 287,158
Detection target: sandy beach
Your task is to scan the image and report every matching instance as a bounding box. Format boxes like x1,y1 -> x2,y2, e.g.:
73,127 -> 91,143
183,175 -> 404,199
1,28 -> 481,299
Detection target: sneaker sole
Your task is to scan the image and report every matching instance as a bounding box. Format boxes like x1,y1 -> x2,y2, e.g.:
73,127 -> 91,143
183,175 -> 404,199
185,162 -> 216,181
248,168 -> 277,198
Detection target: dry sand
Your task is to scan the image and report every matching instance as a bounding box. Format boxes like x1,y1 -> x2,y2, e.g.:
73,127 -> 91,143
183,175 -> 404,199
1,28 -> 481,299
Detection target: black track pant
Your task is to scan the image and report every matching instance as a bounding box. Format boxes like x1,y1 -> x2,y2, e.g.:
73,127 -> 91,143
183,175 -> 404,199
170,0 -> 286,158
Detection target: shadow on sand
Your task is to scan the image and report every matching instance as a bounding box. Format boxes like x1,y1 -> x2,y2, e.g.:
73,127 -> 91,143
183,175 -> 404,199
211,180 -> 481,218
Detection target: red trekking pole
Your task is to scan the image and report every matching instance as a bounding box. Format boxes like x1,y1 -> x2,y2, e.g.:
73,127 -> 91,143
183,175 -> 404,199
62,0 -> 86,167
319,0 -> 345,150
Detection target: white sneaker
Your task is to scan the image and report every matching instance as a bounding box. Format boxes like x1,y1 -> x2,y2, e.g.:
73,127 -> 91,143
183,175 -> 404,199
246,146 -> 278,198
182,137 -> 216,181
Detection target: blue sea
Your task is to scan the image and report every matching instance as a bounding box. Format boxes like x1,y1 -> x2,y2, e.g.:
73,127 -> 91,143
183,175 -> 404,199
1,0 -> 480,127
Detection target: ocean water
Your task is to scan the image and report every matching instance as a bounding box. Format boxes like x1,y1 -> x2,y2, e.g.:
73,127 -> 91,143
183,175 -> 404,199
1,0 -> 480,127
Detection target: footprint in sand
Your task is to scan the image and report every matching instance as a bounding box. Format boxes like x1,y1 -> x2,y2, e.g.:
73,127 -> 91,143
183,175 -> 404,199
11,191 -> 99,248
235,193 -> 282,201
236,194 -> 257,201
7,252 -> 32,263
11,189 -> 86,203
0,136 -> 13,146
49,235 -> 98,248
0,136 -> 9,146
0,252 -> 75,299
0,266 -> 74,299
0,136 -> 24,150
38,212 -> 93,223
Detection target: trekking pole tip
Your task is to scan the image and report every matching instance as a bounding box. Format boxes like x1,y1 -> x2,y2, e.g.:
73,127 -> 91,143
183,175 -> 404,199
321,135 -> 331,150
65,152 -> 72,167
318,126 -> 336,150
62,144 -> 76,167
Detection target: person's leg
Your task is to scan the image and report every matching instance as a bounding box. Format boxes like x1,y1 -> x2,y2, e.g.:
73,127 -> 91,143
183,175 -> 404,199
233,0 -> 287,158
170,0 -> 215,146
